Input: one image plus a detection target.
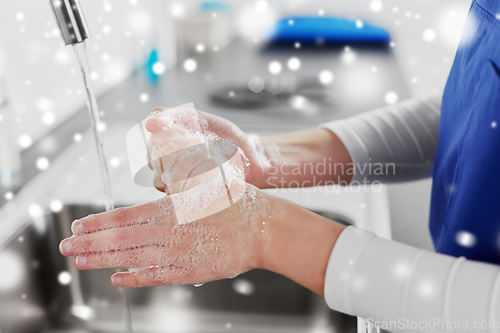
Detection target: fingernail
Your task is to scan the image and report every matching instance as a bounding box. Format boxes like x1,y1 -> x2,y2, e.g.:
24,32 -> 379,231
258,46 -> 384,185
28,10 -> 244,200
76,256 -> 87,266
60,240 -> 72,254
113,275 -> 122,284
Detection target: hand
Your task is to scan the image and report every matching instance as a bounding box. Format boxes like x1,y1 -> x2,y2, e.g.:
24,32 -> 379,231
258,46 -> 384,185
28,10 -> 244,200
59,184 -> 346,294
60,184 -> 274,287
145,107 -> 269,190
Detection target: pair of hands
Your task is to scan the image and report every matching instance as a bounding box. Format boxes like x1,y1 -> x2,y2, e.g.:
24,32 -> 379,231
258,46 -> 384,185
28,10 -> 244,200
59,108 -> 347,294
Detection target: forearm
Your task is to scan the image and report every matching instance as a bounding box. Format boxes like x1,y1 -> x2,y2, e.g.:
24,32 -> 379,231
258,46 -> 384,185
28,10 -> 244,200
254,128 -> 353,189
325,227 -> 500,332
322,95 -> 442,184
260,197 -> 346,294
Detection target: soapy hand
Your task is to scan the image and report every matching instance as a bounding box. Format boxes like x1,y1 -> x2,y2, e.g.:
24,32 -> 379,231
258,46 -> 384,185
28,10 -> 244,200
59,184 -> 276,287
145,107 -> 270,191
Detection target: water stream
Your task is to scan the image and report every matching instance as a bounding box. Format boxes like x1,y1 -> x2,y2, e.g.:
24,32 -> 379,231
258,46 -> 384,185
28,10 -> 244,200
73,41 -> 134,333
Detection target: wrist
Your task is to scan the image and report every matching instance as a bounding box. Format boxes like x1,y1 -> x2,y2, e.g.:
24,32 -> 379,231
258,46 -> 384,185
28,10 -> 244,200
259,197 -> 346,295
256,129 -> 353,188
241,134 -> 277,188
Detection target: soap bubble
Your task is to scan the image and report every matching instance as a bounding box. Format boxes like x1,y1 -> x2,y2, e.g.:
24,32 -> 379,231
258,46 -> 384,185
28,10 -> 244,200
183,59 -> 197,73
319,70 -> 334,85
384,91 -> 399,104
36,157 -> 50,170
268,61 -> 282,75
58,271 -> 72,285
248,76 -> 265,93
423,29 -> 437,42
232,278 -> 255,295
287,57 -> 301,71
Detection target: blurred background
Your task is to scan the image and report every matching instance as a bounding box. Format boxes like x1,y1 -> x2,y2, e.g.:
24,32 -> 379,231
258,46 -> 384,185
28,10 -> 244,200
0,1 -> 476,332
0,0 -> 472,249
0,0 -> 470,143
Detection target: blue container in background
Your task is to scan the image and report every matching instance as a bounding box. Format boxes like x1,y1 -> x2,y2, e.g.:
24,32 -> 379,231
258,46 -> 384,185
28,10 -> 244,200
271,16 -> 390,44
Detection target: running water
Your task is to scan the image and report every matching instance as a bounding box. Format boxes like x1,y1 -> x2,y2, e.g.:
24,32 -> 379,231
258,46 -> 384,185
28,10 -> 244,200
73,41 -> 134,333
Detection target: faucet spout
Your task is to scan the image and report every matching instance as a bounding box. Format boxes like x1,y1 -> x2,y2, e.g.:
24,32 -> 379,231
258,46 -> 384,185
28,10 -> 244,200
49,0 -> 90,45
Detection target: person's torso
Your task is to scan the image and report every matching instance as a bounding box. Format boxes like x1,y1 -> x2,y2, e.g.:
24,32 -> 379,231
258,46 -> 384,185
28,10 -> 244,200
430,0 -> 500,264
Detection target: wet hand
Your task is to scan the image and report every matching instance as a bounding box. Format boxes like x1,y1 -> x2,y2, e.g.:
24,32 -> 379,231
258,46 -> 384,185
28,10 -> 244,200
59,184 -> 276,288
145,107 -> 270,190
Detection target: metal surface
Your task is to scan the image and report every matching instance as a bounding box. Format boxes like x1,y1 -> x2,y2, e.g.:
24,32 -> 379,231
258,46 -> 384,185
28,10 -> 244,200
0,204 -> 356,333
49,0 -> 90,45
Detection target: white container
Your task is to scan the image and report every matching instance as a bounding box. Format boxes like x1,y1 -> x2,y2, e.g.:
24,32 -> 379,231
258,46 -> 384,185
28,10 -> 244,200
174,1 -> 234,53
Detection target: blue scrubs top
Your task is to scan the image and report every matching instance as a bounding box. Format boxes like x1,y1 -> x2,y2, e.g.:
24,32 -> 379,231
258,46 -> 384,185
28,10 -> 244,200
430,0 -> 500,264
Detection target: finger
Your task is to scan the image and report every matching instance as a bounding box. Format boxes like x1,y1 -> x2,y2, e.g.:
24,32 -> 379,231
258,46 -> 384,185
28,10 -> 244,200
73,232 -> 201,270
111,265 -> 221,287
61,222 -> 178,256
70,201 -> 163,235
111,271 -> 166,288
74,246 -> 169,270
152,106 -> 169,113
150,136 -> 204,163
146,108 -> 204,134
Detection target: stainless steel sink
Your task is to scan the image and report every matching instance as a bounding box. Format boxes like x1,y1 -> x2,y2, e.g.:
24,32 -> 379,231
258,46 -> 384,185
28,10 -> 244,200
0,205 -> 356,333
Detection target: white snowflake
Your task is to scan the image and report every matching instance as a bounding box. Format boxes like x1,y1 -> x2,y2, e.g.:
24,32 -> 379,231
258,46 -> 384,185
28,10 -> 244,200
36,157 -> 50,170
268,61 -> 282,75
287,57 -> 301,71
183,59 -> 197,72
384,91 -> 399,104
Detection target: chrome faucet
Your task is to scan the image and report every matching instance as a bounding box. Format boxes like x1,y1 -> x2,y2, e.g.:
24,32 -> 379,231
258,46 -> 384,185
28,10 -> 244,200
49,0 -> 90,45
